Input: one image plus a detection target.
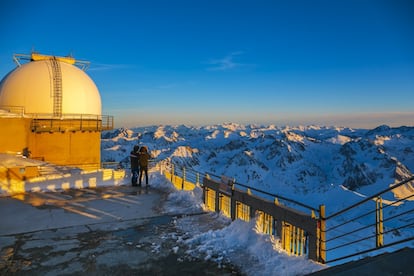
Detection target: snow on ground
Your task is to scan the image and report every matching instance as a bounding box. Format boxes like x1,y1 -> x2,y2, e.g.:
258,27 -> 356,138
179,217 -> 323,276
3,123 -> 413,274
149,172 -> 325,275
98,124 -> 413,271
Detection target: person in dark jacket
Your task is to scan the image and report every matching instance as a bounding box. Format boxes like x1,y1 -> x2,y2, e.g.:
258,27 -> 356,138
130,145 -> 140,186
138,146 -> 151,186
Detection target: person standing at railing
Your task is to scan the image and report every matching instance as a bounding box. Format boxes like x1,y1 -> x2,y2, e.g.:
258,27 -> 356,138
130,145 -> 140,186
138,146 -> 151,187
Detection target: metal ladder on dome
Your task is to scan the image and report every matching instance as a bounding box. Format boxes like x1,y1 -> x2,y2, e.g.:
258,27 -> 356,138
50,57 -> 62,117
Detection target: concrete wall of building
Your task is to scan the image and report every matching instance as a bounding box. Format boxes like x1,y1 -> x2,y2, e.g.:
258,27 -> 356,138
29,130 -> 101,167
0,118 -> 31,154
0,117 -> 101,168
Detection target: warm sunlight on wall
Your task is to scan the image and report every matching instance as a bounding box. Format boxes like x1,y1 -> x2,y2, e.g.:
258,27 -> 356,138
0,117 -> 101,167
0,169 -> 126,196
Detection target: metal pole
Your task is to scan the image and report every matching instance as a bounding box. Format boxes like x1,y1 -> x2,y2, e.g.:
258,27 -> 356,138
376,197 -> 384,247
182,166 -> 185,190
319,205 -> 326,264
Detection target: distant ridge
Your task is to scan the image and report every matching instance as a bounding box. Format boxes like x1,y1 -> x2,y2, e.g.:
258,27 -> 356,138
101,124 -> 414,211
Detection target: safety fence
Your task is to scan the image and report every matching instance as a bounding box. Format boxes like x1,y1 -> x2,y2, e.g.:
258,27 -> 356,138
320,176 -> 414,264
30,114 -> 114,132
0,105 -> 25,116
160,161 -> 322,262
160,161 -> 414,264
0,106 -> 114,132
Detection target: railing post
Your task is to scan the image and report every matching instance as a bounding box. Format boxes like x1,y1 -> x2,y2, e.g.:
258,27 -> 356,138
215,190 -> 220,213
276,218 -> 283,241
181,166 -> 186,190
196,172 -> 199,185
282,222 -> 291,254
318,204 -> 326,264
230,194 -> 236,221
201,175 -> 206,205
230,180 -> 237,221
250,205 -> 256,219
376,197 -> 384,247
202,186 -> 207,206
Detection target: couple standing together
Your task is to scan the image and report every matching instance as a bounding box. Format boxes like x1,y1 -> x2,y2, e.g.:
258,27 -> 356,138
130,145 -> 150,187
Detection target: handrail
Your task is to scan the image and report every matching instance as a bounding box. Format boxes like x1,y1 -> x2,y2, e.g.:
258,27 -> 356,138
161,160 -> 319,261
0,105 -> 25,115
326,176 -> 414,220
173,166 -> 318,213
325,208 -> 375,232
0,107 -> 114,131
322,176 -> 414,264
234,180 -> 319,213
30,114 -> 114,132
158,160 -> 414,265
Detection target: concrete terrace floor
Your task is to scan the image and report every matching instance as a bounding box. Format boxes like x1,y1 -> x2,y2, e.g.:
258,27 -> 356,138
0,185 -> 240,275
2,178 -> 411,275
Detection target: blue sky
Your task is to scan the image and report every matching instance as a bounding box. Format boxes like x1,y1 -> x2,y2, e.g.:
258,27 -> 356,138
1,0 -> 413,128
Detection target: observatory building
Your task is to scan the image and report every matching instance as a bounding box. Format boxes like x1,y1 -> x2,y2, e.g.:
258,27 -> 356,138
0,52 -> 113,170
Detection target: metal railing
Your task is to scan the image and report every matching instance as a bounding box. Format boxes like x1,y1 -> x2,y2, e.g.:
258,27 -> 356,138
30,114 -> 114,132
0,105 -> 25,116
159,161 -> 414,264
320,176 -> 414,264
0,106 -> 114,132
160,161 -> 321,262
164,162 -> 319,213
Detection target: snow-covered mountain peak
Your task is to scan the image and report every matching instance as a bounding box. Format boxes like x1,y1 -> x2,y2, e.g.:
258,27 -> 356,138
206,129 -> 221,140
101,124 -> 414,209
101,128 -> 136,141
327,135 -> 352,145
172,146 -> 199,158
222,122 -> 246,131
282,130 -> 306,144
154,126 -> 166,139
153,126 -> 182,143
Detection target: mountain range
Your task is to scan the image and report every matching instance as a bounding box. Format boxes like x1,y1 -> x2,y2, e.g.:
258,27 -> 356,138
101,123 -> 414,211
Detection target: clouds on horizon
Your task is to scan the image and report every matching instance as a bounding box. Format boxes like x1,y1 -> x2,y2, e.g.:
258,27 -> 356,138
205,51 -> 246,71
88,63 -> 133,72
111,110 -> 414,129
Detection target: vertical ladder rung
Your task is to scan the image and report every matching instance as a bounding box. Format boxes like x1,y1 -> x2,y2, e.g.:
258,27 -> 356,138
50,58 -> 62,117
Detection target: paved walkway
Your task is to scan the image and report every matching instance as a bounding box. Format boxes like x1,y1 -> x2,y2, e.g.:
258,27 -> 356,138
0,185 -> 239,275
0,185 -> 159,235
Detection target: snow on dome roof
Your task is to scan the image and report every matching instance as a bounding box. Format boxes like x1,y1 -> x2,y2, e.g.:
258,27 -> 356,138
0,53 -> 101,116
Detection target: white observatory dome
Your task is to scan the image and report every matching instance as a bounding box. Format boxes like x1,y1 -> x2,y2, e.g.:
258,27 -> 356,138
0,55 -> 101,116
